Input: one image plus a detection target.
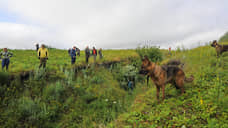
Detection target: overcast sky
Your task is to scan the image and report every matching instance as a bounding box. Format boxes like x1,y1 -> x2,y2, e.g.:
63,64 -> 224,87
0,0 -> 227,49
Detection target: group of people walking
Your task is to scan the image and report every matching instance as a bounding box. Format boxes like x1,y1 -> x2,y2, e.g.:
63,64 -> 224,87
0,44 -> 104,71
70,45 -> 103,64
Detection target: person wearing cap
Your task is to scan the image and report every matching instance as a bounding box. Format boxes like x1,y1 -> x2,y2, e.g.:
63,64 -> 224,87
37,44 -> 49,68
0,48 -> 13,71
71,46 -> 77,65
85,46 -> 90,63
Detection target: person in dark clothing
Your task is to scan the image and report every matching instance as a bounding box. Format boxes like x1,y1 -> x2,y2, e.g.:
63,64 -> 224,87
68,48 -> 71,56
92,47 -> 97,62
0,48 -> 13,71
127,81 -> 134,91
76,47 -> 80,56
85,46 -> 90,64
98,48 -> 103,59
71,46 -> 77,64
35,43 -> 39,51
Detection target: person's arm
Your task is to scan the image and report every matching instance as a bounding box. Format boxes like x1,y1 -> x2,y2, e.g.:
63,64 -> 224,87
70,49 -> 74,57
37,48 -> 41,59
46,49 -> 49,58
9,52 -> 13,57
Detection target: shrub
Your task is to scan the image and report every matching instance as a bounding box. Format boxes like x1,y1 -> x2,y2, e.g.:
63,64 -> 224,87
0,71 -> 9,85
136,46 -> 163,62
42,81 -> 65,102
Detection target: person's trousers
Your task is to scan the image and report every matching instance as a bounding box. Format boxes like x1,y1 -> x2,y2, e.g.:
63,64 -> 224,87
99,54 -> 103,59
93,55 -> 96,62
71,57 -> 76,64
86,55 -> 89,63
39,58 -> 47,68
2,59 -> 10,70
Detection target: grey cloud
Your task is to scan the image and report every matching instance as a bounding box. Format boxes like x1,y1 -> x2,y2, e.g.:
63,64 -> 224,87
0,0 -> 227,49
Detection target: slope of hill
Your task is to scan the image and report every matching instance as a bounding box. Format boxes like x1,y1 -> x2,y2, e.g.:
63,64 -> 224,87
110,46 -> 228,128
0,46 -> 227,127
0,49 -> 138,73
219,31 -> 228,44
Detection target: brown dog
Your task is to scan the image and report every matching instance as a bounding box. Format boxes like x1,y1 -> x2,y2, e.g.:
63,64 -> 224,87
139,56 -> 194,101
211,40 -> 228,57
146,59 -> 184,86
165,59 -> 184,69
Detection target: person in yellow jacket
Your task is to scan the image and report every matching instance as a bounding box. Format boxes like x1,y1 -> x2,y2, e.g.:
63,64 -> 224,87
37,44 -> 49,68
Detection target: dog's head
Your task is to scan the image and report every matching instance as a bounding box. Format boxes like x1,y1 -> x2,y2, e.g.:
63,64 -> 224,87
139,56 -> 151,75
211,40 -> 218,47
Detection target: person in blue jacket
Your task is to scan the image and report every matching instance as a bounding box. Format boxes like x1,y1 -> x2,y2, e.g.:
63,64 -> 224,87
71,46 -> 77,65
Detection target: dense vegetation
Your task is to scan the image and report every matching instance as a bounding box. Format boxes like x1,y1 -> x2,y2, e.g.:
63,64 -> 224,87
0,45 -> 227,127
111,46 -> 228,128
219,31 -> 228,43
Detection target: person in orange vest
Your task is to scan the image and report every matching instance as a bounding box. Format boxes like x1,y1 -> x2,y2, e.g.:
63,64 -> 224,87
92,47 -> 97,62
168,47 -> 172,56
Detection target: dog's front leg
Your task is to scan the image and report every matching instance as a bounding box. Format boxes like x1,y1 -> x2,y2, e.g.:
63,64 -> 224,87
162,85 -> 165,100
156,86 -> 160,101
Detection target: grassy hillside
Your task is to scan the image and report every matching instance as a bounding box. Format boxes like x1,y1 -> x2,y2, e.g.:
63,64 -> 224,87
0,59 -> 147,127
0,49 -> 138,73
0,45 -> 227,127
111,45 -> 228,128
219,32 -> 228,43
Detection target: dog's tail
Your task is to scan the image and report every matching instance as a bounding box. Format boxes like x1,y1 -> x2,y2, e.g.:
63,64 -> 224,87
184,75 -> 194,83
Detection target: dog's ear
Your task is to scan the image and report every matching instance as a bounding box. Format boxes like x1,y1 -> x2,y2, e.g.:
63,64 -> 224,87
213,40 -> 218,45
144,55 -> 149,61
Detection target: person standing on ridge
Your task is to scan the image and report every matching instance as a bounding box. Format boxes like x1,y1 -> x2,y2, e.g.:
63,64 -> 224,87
0,48 -> 13,71
68,48 -> 71,56
98,48 -> 103,59
71,46 -> 77,65
38,44 -> 49,68
76,47 -> 80,56
85,46 -> 90,64
168,46 -> 172,56
34,43 -> 39,51
92,47 -> 97,62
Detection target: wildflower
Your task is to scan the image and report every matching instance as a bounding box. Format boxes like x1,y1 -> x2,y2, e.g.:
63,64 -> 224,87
200,99 -> 203,105
105,99 -> 108,102
181,125 -> 186,128
113,101 -> 117,104
75,85 -> 80,88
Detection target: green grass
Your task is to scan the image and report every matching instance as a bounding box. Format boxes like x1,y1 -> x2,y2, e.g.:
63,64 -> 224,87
219,31 -> 228,43
110,45 -> 228,128
0,45 -> 227,127
0,49 -> 138,73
